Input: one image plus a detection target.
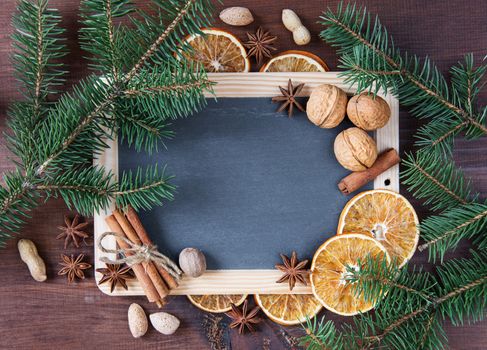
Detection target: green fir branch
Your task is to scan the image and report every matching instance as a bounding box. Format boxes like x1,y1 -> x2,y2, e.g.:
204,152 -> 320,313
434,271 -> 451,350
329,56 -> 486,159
117,62 -> 212,153
401,151 -> 478,212
435,252 -> 487,325
34,0 -> 213,175
0,0 -> 214,245
115,165 -> 175,211
9,0 -> 67,171
121,0 -> 213,78
12,0 -> 67,114
34,76 -> 116,175
35,166 -> 116,216
0,170 -> 41,246
301,252 -> 487,350
319,3 -> 487,152
301,318 -> 344,350
80,0 -> 134,77
346,256 -> 436,305
419,203 -> 487,262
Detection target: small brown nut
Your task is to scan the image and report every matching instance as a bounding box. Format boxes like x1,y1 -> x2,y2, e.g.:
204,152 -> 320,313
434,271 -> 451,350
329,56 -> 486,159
18,239 -> 47,282
347,92 -> 391,130
334,127 -> 378,171
150,312 -> 180,335
128,303 -> 148,338
219,7 -> 254,26
179,247 -> 206,278
307,84 -> 347,128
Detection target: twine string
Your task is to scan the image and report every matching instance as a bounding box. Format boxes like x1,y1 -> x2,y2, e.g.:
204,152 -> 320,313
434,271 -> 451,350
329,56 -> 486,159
97,231 -> 182,280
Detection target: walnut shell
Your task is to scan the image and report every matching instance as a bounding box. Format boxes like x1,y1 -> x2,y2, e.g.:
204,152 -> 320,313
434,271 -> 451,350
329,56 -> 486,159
179,247 -> 206,278
307,84 -> 347,128
347,93 -> 391,130
334,127 -> 378,171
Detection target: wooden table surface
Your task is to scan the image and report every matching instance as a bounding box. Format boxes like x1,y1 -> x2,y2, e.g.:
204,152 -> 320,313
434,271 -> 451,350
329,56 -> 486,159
0,1 -> 486,349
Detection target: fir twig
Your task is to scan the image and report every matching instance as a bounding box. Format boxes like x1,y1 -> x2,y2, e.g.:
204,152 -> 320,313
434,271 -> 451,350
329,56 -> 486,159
0,0 -> 214,245
319,3 -> 487,153
401,151 -> 478,212
419,204 -> 487,262
301,252 -> 487,350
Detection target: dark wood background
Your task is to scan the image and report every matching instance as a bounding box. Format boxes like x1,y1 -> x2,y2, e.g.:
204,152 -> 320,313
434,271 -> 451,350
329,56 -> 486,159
0,0 -> 486,349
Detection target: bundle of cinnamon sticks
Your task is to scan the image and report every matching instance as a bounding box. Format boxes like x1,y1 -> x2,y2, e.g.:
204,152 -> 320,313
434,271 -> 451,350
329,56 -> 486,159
105,205 -> 179,307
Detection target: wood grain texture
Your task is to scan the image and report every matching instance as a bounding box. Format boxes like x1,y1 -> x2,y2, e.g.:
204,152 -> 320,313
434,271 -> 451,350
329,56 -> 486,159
94,72 -> 399,295
0,0 -> 486,349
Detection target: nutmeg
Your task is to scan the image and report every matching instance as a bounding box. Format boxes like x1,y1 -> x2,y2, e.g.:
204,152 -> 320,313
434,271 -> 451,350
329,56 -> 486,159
334,127 -> 378,171
307,84 -> 347,128
179,247 -> 206,278
347,92 -> 391,130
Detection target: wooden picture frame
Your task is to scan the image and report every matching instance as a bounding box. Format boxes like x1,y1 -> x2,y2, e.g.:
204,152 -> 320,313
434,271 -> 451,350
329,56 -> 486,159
94,72 -> 399,296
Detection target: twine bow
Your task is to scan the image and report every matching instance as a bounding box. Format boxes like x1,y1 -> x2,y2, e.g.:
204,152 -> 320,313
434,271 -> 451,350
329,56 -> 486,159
97,231 -> 182,281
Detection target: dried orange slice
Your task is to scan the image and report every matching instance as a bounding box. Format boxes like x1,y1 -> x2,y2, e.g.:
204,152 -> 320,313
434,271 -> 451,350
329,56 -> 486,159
311,234 -> 389,316
255,294 -> 322,326
188,294 -> 247,313
181,28 -> 250,72
260,50 -> 329,72
337,189 -> 419,267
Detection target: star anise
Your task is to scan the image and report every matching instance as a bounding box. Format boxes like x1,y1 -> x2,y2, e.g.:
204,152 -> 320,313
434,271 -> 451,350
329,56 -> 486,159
96,264 -> 135,293
57,214 -> 90,249
275,251 -> 309,291
244,27 -> 277,64
58,254 -> 92,283
271,79 -> 306,117
225,300 -> 261,334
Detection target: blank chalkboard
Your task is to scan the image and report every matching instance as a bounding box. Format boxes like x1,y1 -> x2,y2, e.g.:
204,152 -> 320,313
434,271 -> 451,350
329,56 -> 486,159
94,72 -> 399,295
119,97 -> 371,269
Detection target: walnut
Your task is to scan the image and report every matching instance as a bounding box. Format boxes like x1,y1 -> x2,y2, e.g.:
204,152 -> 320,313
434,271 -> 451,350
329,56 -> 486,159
306,84 -> 347,128
347,92 -> 391,130
334,127 -> 378,171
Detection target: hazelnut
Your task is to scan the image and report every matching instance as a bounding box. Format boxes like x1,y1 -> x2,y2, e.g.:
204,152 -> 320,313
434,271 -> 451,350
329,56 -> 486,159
307,84 -> 347,128
334,127 -> 378,171
179,247 -> 206,278
347,92 -> 391,130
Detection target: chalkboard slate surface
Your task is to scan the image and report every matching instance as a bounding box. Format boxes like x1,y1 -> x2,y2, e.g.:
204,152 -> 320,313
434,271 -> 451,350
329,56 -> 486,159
119,98 -> 372,269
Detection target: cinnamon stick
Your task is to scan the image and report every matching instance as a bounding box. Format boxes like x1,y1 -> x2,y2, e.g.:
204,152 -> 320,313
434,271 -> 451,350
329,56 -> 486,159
105,215 -> 160,304
112,209 -> 170,300
338,148 -> 400,195
125,205 -> 179,290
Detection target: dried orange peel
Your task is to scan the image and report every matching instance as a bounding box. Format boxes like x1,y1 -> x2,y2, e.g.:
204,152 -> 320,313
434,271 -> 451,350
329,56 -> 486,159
187,294 -> 247,313
311,234 -> 390,316
181,28 -> 250,72
337,189 -> 419,267
260,50 -> 329,72
255,294 -> 322,326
